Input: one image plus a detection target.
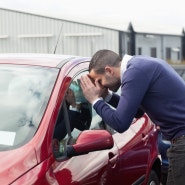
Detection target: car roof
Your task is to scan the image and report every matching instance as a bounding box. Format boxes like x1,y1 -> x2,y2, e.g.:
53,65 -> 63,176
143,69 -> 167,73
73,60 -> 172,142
171,64 -> 185,69
0,53 -> 90,68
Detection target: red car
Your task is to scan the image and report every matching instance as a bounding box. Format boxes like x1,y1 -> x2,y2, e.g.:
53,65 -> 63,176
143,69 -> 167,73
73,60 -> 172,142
0,54 -> 161,185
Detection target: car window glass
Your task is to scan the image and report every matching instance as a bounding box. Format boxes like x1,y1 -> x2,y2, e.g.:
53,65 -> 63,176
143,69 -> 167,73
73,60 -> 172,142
0,65 -> 58,151
71,72 -> 106,135
53,71 -> 106,158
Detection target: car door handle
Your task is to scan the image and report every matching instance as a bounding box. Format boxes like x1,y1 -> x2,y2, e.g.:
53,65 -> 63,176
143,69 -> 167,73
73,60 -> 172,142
108,152 -> 118,167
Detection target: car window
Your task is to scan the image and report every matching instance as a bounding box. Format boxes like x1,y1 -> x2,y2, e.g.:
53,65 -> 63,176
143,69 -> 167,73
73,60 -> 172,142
53,71 -> 107,158
0,64 -> 58,151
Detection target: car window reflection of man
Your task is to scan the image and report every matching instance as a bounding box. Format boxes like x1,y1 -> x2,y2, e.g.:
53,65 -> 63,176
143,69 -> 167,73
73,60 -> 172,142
53,88 -> 92,141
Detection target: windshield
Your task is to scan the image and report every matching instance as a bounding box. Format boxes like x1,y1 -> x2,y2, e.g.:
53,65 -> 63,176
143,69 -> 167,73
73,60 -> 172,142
0,64 -> 58,151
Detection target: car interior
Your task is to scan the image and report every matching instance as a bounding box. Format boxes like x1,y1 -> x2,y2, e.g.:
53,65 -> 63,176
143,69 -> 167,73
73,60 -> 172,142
52,72 -> 114,159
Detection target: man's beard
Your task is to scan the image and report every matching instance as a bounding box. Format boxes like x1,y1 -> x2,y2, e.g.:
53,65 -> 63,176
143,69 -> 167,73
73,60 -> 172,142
109,82 -> 121,92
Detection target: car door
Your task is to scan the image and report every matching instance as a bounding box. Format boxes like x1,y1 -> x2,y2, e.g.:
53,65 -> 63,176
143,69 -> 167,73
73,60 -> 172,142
112,115 -> 156,184
52,67 -> 120,185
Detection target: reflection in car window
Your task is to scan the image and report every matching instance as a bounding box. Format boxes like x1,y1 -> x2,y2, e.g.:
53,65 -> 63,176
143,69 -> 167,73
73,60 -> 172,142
53,71 -> 107,158
0,65 -> 58,150
70,72 -> 104,137
54,78 -> 92,139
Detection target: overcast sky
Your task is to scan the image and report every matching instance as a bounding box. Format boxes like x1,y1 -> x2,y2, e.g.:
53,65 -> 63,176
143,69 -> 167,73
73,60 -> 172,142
0,0 -> 184,32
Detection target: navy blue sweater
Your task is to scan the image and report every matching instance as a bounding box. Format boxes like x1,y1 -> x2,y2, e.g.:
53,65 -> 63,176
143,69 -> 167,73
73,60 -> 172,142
94,56 -> 185,141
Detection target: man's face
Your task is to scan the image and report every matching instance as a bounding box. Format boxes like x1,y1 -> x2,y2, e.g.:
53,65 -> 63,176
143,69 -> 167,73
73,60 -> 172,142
89,69 -> 121,92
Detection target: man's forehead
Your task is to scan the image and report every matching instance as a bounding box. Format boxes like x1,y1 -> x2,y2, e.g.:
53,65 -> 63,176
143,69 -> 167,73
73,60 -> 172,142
88,73 -> 96,82
89,70 -> 95,77
89,70 -> 99,80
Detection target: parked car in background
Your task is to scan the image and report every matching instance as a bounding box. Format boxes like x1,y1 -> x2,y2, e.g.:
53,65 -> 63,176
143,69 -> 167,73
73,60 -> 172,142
172,64 -> 185,81
0,54 -> 161,185
157,131 -> 171,185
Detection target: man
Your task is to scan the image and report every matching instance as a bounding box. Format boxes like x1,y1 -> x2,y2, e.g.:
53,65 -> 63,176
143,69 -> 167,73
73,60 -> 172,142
80,49 -> 185,185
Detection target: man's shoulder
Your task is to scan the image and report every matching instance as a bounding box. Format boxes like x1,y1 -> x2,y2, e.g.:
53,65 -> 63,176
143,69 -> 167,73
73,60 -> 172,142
128,56 -> 161,70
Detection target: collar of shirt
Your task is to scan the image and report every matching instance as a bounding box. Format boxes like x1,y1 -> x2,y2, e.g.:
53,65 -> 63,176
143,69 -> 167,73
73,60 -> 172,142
120,54 -> 133,82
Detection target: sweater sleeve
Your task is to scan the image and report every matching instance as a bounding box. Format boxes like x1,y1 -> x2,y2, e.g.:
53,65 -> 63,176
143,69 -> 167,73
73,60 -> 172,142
107,92 -> 144,118
93,67 -> 149,133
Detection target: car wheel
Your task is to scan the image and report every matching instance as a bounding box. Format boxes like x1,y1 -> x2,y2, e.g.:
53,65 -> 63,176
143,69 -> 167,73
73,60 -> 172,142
147,170 -> 160,185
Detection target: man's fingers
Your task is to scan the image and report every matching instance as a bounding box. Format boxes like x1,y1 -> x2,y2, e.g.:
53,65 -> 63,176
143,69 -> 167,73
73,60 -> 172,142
81,75 -> 94,89
94,79 -> 101,88
80,76 -> 86,89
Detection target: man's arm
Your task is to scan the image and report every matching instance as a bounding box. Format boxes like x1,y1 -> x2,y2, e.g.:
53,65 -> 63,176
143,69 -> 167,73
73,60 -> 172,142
93,68 -> 149,133
106,93 -> 144,118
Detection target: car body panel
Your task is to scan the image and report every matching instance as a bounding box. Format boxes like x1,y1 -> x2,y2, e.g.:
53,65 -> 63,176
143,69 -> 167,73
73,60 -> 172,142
0,53 -> 74,67
113,115 -> 158,184
0,144 -> 37,185
171,64 -> 185,81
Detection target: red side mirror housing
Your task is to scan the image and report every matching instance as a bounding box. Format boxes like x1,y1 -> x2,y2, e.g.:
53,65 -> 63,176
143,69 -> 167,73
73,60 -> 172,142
67,130 -> 114,157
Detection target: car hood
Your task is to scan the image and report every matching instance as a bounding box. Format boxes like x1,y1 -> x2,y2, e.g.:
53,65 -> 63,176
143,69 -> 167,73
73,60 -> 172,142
0,143 -> 37,185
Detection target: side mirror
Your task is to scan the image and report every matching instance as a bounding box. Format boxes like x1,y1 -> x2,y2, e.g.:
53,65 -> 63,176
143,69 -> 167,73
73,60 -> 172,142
67,130 -> 114,157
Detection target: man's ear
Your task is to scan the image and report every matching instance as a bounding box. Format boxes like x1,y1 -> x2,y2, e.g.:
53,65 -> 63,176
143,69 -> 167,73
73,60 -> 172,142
105,66 -> 113,75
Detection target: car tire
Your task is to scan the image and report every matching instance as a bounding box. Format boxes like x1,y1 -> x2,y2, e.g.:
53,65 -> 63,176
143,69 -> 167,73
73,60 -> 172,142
147,170 -> 160,185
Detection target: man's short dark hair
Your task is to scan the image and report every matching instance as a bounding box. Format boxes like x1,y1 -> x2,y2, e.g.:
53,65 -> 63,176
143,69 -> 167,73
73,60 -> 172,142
89,49 -> 122,74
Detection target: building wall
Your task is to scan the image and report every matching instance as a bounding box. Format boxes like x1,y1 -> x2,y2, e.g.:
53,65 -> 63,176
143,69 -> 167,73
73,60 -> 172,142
61,22 -> 119,56
163,35 -> 181,62
136,33 -> 181,62
0,8 -> 120,57
136,34 -> 162,57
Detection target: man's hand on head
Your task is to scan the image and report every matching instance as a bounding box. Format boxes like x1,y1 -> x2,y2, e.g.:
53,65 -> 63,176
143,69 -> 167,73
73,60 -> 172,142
80,75 -> 103,104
